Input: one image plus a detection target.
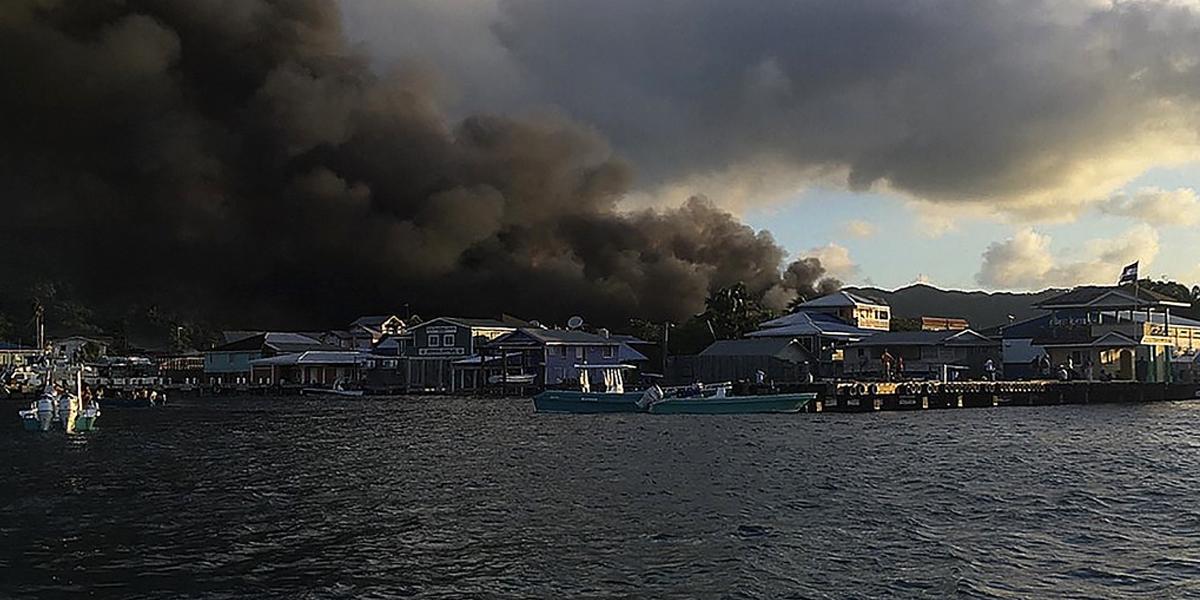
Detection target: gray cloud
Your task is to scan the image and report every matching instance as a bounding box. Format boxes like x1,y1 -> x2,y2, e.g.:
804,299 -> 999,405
346,0 -> 1200,214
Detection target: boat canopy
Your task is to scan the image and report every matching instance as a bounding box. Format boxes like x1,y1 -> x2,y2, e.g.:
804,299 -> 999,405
577,364 -> 633,393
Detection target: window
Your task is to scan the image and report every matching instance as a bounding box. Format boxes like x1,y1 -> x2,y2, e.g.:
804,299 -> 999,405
602,346 -> 615,359
443,334 -> 455,347
429,334 -> 440,347
575,347 -> 584,359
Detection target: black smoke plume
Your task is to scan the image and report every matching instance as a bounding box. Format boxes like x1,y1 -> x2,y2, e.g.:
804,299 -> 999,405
0,0 -> 834,332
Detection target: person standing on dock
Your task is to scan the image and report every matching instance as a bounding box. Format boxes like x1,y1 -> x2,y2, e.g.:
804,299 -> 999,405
880,349 -> 895,382
984,358 -> 997,381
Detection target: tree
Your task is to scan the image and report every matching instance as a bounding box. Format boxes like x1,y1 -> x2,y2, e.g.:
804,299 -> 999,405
0,313 -> 14,343
701,283 -> 776,340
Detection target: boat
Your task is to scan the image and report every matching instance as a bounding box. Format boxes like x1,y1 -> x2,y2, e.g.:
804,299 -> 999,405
647,391 -> 815,414
533,367 -> 816,415
301,378 -> 365,397
532,364 -> 644,413
17,367 -> 99,432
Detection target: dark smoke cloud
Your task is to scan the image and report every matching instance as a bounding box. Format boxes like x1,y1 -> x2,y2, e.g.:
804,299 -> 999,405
345,0 -> 1200,215
0,0 -> 831,330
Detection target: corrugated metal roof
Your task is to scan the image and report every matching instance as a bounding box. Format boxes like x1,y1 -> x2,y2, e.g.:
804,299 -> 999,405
751,311 -> 876,338
1036,285 -> 1185,309
351,315 -> 399,328
791,290 -> 888,309
413,317 -> 515,330
249,351 -> 373,366
213,332 -> 337,353
849,329 -> 995,347
699,337 -> 805,358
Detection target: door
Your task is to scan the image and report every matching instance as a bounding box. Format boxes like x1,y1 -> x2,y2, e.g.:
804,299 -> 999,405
1118,349 -> 1134,380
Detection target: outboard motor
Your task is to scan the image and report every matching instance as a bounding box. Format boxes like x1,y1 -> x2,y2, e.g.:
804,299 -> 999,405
636,385 -> 664,410
36,389 -> 54,431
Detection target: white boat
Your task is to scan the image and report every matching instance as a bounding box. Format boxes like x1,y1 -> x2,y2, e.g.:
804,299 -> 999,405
19,367 -> 99,432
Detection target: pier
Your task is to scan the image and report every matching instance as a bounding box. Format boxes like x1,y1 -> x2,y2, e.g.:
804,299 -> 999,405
741,381 -> 1200,413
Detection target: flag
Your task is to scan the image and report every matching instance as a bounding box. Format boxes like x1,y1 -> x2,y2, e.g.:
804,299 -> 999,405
1118,261 -> 1138,286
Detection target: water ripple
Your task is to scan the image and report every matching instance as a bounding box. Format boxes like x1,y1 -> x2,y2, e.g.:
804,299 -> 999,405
3,397 -> 1200,598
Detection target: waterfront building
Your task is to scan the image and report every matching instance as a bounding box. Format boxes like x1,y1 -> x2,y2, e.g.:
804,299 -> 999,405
690,338 -> 814,384
203,332 -> 336,388
157,352 -> 205,389
315,314 -> 408,351
777,290 -> 891,331
919,316 -> 969,331
0,342 -> 40,368
399,317 -> 518,391
48,335 -> 110,361
1004,286 -> 1198,382
465,328 -> 648,391
843,329 -> 999,380
746,290 -> 887,378
248,350 -> 374,387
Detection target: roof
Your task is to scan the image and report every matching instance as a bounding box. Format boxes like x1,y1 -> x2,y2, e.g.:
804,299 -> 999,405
212,332 -> 337,353
1039,331 -> 1140,348
249,351 -> 374,367
793,290 -> 888,309
222,330 -> 262,344
609,334 -> 653,345
0,342 -> 36,351
495,328 -> 619,345
414,317 -> 516,330
617,343 -> 649,363
848,329 -> 995,347
699,337 -> 808,359
351,315 -> 400,328
484,328 -> 650,361
1035,285 -> 1189,309
752,311 -> 878,338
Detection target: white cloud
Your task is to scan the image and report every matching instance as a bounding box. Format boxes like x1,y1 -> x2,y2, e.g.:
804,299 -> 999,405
975,225 -> 1160,290
843,219 -> 877,238
1099,187 -> 1200,226
805,242 -> 860,281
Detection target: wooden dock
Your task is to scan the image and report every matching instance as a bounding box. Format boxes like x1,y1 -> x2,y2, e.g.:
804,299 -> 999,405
739,381 -> 1200,413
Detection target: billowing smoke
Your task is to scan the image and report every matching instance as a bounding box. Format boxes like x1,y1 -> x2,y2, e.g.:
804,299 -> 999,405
0,0 -> 832,330
346,1 -> 1200,217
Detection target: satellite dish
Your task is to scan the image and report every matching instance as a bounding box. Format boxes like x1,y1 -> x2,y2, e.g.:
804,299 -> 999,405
567,316 -> 584,329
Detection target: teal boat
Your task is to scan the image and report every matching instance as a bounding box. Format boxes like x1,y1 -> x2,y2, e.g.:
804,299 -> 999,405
648,392 -> 815,414
532,390 -> 647,413
533,364 -> 648,413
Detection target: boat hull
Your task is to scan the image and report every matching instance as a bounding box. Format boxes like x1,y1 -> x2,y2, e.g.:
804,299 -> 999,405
648,393 -> 815,415
74,413 -> 99,432
532,390 -> 646,413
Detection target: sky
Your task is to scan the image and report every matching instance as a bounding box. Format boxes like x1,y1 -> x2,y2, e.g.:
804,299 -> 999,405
341,0 -> 1200,292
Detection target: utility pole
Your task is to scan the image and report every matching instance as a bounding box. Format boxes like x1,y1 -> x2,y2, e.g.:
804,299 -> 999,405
661,322 -> 671,376
32,300 -> 44,351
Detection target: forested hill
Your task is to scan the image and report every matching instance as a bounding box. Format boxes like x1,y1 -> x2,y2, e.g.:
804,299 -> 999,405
848,284 -> 1063,329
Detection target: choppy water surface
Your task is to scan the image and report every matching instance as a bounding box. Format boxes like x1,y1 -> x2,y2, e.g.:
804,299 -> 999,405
3,397 -> 1200,598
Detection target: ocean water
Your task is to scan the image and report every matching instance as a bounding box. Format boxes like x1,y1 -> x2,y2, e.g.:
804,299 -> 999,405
2,397 -> 1200,599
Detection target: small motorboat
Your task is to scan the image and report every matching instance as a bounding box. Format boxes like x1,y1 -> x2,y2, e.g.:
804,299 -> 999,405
18,367 -> 99,432
646,391 -> 815,414
302,378 -> 365,397
532,364 -> 644,413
